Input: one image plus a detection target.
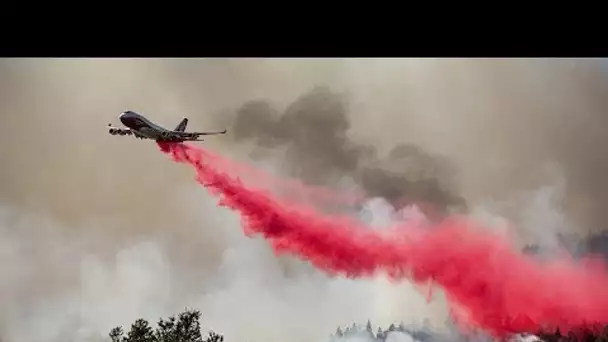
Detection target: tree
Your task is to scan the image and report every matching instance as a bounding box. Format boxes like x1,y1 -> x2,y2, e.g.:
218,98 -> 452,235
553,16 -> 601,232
109,309 -> 224,342
125,319 -> 155,342
109,327 -> 124,342
376,327 -> 384,339
156,310 -> 203,342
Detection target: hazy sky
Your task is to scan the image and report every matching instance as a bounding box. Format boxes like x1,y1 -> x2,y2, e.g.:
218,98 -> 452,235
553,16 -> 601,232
0,58 -> 607,342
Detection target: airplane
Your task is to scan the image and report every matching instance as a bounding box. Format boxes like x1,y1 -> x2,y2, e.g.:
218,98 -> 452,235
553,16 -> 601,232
108,110 -> 227,142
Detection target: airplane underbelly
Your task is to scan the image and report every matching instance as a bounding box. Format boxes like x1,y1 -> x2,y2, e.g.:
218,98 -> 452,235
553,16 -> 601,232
138,127 -> 159,139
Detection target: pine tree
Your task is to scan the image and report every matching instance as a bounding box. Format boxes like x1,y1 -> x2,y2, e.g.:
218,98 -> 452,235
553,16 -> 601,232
124,319 -> 155,342
108,309 -> 223,342
109,327 -> 125,342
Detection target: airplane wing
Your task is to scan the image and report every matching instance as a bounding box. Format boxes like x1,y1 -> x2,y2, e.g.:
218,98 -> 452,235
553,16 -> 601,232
173,129 -> 227,140
190,129 -> 227,137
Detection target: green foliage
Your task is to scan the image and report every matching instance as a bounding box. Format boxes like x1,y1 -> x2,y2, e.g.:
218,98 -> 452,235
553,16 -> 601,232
109,309 -> 224,342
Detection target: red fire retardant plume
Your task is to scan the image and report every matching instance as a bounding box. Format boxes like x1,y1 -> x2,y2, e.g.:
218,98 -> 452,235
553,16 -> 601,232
180,144 -> 364,207
158,142 -> 608,338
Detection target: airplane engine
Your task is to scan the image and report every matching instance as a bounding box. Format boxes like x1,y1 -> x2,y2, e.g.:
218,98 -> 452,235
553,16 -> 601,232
109,128 -> 117,135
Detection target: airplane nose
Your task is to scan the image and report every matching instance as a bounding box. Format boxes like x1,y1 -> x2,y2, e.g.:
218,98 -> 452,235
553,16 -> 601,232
119,111 -> 132,125
119,111 -> 133,121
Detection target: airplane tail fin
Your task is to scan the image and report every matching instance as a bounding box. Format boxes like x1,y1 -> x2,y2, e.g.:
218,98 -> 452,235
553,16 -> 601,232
174,118 -> 188,132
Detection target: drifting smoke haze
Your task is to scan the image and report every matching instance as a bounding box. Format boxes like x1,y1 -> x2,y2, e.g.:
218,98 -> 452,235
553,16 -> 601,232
1,58 -> 608,341
230,86 -> 466,219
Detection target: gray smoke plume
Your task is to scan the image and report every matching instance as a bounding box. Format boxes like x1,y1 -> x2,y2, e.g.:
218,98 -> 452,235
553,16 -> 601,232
230,86 -> 466,218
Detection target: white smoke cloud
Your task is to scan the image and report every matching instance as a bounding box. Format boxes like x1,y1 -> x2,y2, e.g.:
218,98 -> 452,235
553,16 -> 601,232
468,172 -> 578,251
0,163 -> 576,342
0,184 -> 454,342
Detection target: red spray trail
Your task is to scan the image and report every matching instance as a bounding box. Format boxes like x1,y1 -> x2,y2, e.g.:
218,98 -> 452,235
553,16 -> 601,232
182,146 -> 365,208
159,142 -> 608,338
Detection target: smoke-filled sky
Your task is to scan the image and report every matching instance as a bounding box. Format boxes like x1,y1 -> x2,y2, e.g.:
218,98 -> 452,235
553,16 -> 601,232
1,58 -> 608,342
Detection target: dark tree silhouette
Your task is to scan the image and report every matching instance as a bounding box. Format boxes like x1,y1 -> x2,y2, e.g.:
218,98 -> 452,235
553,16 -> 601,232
109,309 -> 224,342
109,327 -> 124,342
125,319 -> 155,342
331,321 -> 608,342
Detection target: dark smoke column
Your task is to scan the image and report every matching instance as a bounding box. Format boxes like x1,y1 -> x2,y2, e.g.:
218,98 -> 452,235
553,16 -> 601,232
230,86 -> 466,218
